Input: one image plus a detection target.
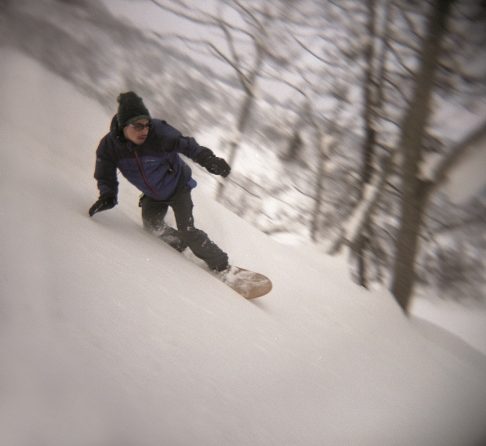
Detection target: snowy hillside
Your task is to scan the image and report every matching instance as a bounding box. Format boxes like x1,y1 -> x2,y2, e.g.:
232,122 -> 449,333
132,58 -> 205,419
1,49 -> 486,446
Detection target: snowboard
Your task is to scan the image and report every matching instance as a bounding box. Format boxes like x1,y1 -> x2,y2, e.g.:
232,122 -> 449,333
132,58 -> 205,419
215,266 -> 272,299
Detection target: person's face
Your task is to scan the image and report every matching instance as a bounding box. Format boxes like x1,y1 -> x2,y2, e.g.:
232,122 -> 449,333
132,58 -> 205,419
123,119 -> 151,145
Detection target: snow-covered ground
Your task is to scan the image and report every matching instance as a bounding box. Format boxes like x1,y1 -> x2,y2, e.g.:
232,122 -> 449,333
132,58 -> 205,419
1,48 -> 486,446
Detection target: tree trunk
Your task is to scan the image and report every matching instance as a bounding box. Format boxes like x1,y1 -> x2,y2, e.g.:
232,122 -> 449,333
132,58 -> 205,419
391,182 -> 429,310
359,0 -> 378,197
391,0 -> 455,313
310,135 -> 329,242
354,223 -> 370,288
216,42 -> 264,200
216,89 -> 256,200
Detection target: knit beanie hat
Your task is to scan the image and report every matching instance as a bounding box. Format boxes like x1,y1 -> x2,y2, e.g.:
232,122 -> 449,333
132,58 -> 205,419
117,92 -> 150,128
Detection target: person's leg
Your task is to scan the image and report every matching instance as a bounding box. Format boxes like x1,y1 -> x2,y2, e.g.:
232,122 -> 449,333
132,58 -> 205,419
140,195 -> 187,252
170,189 -> 229,271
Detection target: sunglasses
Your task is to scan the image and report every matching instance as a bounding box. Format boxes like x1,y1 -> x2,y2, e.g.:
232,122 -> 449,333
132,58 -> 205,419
129,121 -> 152,131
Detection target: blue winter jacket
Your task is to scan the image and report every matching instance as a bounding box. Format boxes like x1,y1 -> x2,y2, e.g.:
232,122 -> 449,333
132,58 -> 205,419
94,116 -> 211,201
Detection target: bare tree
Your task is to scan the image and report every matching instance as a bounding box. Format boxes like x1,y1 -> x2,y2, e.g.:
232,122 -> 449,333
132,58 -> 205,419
326,0 -> 485,300
150,0 -> 304,198
390,0 -> 456,312
147,0 -> 484,305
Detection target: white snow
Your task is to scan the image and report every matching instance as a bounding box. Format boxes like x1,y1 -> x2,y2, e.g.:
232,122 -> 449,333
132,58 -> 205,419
1,48 -> 486,446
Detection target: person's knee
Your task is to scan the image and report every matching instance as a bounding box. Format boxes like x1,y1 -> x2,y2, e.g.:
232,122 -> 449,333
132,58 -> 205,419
141,200 -> 169,234
143,217 -> 165,235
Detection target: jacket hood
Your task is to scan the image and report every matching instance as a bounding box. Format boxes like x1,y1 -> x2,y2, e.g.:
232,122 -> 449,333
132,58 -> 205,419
110,114 -> 121,134
110,114 -> 128,142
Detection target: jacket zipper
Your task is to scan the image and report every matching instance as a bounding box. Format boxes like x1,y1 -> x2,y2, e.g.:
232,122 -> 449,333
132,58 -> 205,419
134,150 -> 160,198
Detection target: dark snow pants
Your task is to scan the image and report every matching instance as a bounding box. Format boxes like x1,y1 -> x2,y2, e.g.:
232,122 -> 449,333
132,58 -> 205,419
139,190 -> 229,271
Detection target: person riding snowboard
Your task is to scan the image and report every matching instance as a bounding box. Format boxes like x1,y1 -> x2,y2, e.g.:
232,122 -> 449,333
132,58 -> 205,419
89,91 -> 231,272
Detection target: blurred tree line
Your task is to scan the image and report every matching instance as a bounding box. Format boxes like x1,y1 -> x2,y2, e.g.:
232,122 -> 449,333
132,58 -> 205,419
149,0 -> 485,312
2,0 -> 484,311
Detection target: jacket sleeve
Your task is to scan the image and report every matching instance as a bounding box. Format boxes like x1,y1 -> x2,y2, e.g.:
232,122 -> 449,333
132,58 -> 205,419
161,121 -> 216,163
94,137 -> 118,199
175,135 -> 206,160
175,134 -> 219,168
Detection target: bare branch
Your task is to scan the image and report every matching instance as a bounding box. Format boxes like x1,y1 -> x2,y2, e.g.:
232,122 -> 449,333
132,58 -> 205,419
382,73 -> 412,105
399,7 -> 425,41
148,0 -> 253,37
385,40 -> 417,78
216,7 -> 251,90
148,0 -> 215,27
291,34 -> 342,68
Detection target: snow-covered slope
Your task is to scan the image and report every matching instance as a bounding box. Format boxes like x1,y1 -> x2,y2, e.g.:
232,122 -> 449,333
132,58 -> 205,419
1,49 -> 486,446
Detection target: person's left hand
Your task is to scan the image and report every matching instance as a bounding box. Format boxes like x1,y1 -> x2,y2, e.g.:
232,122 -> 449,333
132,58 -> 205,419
205,156 -> 231,177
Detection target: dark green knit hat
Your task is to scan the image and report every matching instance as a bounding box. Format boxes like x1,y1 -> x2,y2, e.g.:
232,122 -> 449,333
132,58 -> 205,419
117,91 -> 150,128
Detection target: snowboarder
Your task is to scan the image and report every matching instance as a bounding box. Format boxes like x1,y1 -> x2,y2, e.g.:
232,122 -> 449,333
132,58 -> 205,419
88,91 -> 231,272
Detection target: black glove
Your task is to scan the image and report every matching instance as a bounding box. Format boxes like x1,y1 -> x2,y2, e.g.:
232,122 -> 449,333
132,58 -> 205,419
205,156 -> 231,177
197,148 -> 230,177
89,196 -> 117,217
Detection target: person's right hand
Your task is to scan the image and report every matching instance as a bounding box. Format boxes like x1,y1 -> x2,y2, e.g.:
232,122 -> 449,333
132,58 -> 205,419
88,196 -> 117,217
